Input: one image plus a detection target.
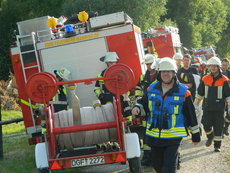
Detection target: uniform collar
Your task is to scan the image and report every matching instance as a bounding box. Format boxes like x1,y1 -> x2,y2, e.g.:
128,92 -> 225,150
153,77 -> 180,96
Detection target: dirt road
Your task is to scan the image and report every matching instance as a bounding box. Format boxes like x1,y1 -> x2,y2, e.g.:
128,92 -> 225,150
178,134 -> 230,173
79,134 -> 230,173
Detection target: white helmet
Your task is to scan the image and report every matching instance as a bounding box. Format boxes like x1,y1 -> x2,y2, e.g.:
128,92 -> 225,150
56,67 -> 70,78
207,57 -> 221,66
142,54 -> 157,64
173,52 -> 183,60
100,52 -> 119,62
158,57 -> 178,72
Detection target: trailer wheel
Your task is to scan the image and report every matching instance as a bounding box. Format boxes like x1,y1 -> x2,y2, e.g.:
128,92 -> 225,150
128,157 -> 142,173
39,168 -> 50,173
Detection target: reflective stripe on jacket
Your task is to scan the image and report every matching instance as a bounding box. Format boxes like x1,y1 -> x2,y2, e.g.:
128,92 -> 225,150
94,71 -> 104,97
135,70 -> 158,97
146,82 -> 188,139
199,73 -> 229,111
51,86 -> 68,105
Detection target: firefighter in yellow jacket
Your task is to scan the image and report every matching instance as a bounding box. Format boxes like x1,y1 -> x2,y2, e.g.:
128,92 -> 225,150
94,52 -> 130,116
132,58 -> 200,172
51,69 -> 68,112
195,57 -> 230,152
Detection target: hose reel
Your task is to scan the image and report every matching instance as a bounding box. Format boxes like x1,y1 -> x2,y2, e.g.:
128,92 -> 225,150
25,64 -> 135,150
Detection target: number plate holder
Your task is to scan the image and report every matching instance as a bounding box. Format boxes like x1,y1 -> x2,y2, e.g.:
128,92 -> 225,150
71,156 -> 105,167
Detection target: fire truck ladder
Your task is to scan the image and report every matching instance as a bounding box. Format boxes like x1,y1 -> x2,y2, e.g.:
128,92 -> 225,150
16,32 -> 41,134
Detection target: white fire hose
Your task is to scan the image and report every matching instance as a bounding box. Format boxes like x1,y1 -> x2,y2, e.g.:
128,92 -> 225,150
54,102 -> 116,150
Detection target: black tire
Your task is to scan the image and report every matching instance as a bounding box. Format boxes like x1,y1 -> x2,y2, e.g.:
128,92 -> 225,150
128,157 -> 142,173
39,168 -> 50,173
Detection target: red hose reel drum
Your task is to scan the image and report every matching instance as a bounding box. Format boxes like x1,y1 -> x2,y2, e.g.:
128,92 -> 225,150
104,64 -> 135,95
26,72 -> 58,103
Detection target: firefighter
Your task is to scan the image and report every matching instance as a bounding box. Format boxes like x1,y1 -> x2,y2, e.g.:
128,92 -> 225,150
199,60 -> 209,77
194,57 -> 230,152
51,68 -> 68,112
132,58 -> 200,172
94,52 -> 119,104
173,52 -> 183,69
221,58 -> 230,136
177,54 -> 198,101
191,56 -> 202,72
94,52 -> 130,116
135,53 -> 158,166
135,54 -> 158,100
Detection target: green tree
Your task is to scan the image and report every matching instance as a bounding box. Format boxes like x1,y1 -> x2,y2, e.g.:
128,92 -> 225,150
0,0 -> 64,80
62,0 -> 171,32
216,0 -> 230,59
165,0 -> 228,49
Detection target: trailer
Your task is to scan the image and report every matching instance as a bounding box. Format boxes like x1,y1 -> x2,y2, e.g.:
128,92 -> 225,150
142,26 -> 182,58
10,11 -> 146,172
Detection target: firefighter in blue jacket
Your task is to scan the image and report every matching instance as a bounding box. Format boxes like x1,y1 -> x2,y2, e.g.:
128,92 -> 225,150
132,58 -> 200,173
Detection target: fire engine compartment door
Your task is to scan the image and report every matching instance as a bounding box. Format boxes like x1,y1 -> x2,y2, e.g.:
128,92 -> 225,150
39,38 -> 107,107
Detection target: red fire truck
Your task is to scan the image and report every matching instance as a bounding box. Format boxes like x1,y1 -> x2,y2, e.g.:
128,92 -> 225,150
142,26 -> 182,58
192,45 -> 216,62
10,12 -> 145,172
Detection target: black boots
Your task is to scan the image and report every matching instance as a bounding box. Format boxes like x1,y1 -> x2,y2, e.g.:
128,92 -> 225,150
205,133 -> 214,147
214,147 -> 221,152
141,150 -> 152,166
214,141 -> 221,152
223,124 -> 229,136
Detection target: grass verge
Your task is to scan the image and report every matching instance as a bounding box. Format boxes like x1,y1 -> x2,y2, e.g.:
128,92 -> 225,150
0,111 -> 81,173
1,110 -> 24,135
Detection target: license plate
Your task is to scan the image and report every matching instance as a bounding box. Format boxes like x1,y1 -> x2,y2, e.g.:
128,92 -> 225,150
71,156 -> 105,167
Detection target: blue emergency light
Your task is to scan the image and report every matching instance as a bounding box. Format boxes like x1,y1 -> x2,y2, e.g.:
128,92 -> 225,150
65,24 -> 74,33
64,24 -> 76,38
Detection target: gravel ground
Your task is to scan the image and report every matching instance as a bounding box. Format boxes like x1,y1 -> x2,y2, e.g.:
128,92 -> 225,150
178,134 -> 230,173
80,133 -> 230,173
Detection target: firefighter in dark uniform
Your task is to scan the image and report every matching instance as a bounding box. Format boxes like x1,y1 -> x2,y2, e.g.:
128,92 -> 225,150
135,54 -> 158,166
132,58 -> 200,173
51,69 -> 68,112
94,52 -> 130,116
177,54 -> 198,101
195,57 -> 230,152
221,58 -> 230,136
135,54 -> 158,100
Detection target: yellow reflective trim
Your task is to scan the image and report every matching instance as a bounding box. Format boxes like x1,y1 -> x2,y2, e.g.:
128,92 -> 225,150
63,87 -> 67,95
94,88 -> 101,96
148,101 -> 152,112
142,120 -> 147,127
126,116 -> 132,122
146,124 -> 187,138
174,105 -> 179,114
151,93 -> 155,96
44,33 -> 99,48
20,99 -> 41,109
174,96 -> 179,101
140,74 -> 144,81
135,90 -> 143,97
172,114 -> 176,128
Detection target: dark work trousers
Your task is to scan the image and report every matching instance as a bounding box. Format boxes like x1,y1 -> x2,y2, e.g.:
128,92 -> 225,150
53,104 -> 67,113
202,110 -> 225,148
224,106 -> 230,127
151,143 -> 180,173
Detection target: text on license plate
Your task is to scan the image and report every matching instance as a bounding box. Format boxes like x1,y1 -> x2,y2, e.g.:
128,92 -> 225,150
71,156 -> 105,167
